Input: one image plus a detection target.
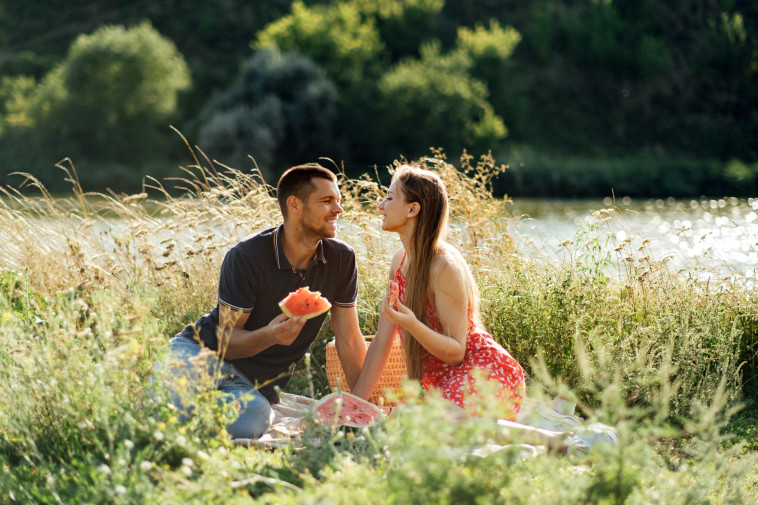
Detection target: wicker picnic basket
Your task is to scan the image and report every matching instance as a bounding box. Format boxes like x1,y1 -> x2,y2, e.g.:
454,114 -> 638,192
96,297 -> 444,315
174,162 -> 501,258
325,335 -> 407,405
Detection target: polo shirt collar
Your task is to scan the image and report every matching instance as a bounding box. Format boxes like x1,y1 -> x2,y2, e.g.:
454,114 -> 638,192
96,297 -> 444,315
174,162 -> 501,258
273,224 -> 327,270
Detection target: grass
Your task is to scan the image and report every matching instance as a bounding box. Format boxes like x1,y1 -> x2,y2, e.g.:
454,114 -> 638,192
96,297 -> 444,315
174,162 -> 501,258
1,149 -> 757,503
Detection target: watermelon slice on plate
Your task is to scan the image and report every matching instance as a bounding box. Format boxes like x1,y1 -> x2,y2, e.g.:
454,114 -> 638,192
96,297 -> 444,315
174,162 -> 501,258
279,286 -> 332,319
313,392 -> 384,428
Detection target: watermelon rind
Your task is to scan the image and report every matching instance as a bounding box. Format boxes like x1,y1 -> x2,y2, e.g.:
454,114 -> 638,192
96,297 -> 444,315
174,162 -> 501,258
313,391 -> 383,428
278,287 -> 332,319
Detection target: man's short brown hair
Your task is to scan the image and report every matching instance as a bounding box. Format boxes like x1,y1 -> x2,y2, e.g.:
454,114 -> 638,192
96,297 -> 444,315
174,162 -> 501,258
277,163 -> 338,218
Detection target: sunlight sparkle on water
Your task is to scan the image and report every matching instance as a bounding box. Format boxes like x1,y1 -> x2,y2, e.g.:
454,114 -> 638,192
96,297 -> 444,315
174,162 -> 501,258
509,197 -> 758,284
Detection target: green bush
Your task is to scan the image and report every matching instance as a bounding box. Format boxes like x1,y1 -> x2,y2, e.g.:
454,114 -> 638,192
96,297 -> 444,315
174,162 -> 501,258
256,1 -> 386,88
195,47 -> 337,179
493,146 -> 749,198
37,22 -> 190,159
378,41 -> 506,159
0,22 -> 190,190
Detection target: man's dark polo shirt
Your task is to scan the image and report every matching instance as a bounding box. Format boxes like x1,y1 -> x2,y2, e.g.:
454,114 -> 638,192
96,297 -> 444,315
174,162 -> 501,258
185,225 -> 358,403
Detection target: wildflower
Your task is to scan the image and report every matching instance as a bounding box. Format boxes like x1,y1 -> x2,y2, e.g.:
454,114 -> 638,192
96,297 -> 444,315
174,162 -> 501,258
2,312 -> 12,323
128,338 -> 141,355
124,439 -> 134,450
115,485 -> 127,495
154,431 -> 164,441
139,461 -> 152,471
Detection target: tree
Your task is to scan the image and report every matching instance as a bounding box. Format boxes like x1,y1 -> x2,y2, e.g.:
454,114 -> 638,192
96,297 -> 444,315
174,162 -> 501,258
378,41 -> 507,159
196,47 -> 337,179
256,1 -> 386,88
30,21 -> 190,161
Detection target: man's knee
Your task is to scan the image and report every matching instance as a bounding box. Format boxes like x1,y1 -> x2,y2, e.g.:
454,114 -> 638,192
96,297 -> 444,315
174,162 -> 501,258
226,393 -> 273,439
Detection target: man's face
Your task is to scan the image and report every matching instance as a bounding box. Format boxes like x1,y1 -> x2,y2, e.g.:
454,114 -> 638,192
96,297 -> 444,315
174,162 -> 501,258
299,178 -> 344,240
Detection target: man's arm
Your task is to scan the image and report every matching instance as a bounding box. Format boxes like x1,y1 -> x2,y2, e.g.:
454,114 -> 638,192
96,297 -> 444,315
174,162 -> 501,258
330,304 -> 366,389
217,303 -> 306,360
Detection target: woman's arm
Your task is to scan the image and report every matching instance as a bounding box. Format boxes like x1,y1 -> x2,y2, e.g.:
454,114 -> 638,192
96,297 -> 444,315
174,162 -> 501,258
350,310 -> 399,399
330,304 -> 367,389
350,249 -> 405,400
382,251 -> 469,365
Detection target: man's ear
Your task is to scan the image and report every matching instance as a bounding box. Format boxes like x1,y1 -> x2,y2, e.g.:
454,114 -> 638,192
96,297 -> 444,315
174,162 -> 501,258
408,202 -> 420,218
287,195 -> 302,215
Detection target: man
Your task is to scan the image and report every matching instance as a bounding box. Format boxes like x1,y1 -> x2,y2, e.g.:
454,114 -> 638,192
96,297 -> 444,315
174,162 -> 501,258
162,163 -> 367,439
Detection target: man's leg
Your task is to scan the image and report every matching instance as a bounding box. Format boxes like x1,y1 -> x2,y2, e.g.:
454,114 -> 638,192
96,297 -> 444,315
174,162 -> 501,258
217,360 -> 273,439
156,333 -> 272,438
153,333 -> 214,417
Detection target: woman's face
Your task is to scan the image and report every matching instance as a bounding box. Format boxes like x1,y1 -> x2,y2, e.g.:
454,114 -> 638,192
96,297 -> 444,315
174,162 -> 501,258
378,179 -> 411,232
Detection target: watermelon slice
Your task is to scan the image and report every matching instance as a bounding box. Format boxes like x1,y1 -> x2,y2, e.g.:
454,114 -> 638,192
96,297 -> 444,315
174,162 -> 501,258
313,392 -> 384,428
279,286 -> 332,319
388,280 -> 399,307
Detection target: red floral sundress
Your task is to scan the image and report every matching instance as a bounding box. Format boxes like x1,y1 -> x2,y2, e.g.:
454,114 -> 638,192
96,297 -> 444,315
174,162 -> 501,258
395,262 -> 525,420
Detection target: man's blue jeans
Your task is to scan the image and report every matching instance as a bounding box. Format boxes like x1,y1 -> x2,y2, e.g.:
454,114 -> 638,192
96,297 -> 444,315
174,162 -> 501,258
159,335 -> 273,439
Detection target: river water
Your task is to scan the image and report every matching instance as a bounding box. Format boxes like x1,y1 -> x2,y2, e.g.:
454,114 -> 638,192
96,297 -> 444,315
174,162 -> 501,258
506,196 -> 758,287
3,194 -> 757,288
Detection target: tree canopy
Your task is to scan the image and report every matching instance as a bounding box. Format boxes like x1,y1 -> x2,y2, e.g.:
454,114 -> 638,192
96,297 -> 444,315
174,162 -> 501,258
0,0 -> 755,196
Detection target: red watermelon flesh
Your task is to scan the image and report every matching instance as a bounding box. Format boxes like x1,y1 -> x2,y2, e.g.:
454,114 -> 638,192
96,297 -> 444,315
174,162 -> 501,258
279,286 -> 332,319
389,280 -> 399,307
314,392 -> 383,428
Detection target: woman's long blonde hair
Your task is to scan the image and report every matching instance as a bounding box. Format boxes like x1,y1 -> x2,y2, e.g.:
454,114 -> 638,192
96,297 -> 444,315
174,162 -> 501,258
393,165 -> 457,379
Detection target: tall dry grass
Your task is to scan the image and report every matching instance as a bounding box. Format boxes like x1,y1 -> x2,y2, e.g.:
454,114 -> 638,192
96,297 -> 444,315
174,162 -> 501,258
1,147 -> 757,503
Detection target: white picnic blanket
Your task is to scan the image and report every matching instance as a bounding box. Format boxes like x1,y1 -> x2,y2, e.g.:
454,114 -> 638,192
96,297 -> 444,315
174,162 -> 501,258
233,393 -> 617,456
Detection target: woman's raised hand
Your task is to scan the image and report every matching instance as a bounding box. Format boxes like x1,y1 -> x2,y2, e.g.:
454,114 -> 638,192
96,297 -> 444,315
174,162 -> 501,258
381,289 -> 416,329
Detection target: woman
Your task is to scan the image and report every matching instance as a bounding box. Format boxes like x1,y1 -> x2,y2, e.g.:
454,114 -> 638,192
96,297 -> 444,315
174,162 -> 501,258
352,164 -> 525,420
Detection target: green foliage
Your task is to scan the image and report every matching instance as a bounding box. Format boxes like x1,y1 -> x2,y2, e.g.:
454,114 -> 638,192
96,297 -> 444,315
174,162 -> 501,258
353,0 -> 445,59
0,22 -> 190,191
0,0 -> 753,194
457,19 -> 521,62
256,1 -> 386,88
378,41 -> 507,159
494,146 -> 754,197
0,76 -> 36,133
35,21 -> 190,160
481,232 -> 748,419
2,159 -> 758,502
196,47 -> 337,178
0,269 -> 47,324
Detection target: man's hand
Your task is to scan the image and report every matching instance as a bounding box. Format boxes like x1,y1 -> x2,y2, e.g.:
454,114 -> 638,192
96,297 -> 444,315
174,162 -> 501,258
267,313 -> 307,346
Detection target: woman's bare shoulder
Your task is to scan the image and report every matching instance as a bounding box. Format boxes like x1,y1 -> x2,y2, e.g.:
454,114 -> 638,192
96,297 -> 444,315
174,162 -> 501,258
387,248 -> 406,279
431,244 -> 468,283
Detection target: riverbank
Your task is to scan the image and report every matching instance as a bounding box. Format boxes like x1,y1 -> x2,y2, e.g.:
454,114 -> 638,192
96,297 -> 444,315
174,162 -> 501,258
494,146 -> 758,199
